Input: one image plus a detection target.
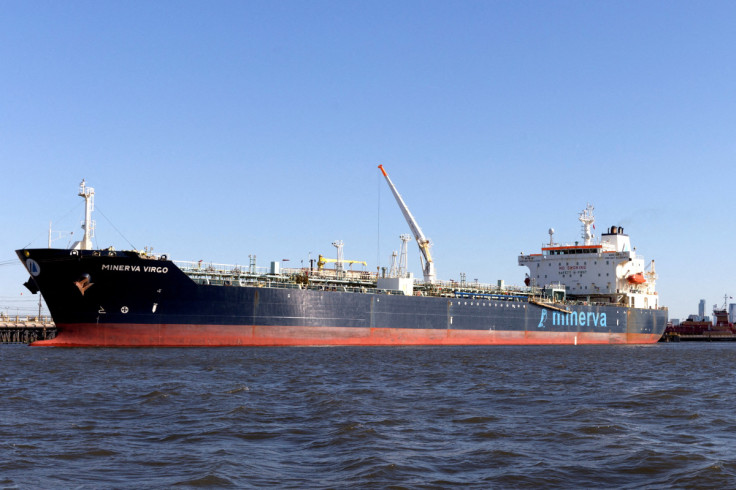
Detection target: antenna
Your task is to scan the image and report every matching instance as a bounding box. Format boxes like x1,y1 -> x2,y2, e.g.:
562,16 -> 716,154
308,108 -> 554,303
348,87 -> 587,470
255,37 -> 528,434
48,221 -> 72,249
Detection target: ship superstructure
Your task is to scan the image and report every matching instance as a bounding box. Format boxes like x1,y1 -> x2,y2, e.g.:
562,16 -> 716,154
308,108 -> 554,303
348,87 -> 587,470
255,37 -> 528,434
519,204 -> 659,309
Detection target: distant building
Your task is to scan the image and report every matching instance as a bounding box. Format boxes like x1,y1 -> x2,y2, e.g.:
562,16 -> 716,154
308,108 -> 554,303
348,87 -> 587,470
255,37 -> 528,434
730,303 -> 736,324
698,299 -> 706,321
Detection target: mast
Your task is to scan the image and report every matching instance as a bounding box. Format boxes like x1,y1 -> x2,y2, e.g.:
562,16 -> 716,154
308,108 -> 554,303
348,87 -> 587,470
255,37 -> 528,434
72,180 -> 95,250
388,250 -> 399,277
378,165 -> 436,283
332,240 -> 344,274
398,233 -> 411,277
578,203 -> 595,246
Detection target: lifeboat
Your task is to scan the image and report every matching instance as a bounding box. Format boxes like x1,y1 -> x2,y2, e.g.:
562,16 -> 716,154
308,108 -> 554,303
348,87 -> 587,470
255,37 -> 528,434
627,273 -> 646,284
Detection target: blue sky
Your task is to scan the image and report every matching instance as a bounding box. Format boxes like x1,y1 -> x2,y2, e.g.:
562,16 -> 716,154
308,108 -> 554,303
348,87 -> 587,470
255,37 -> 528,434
2,1 -> 734,321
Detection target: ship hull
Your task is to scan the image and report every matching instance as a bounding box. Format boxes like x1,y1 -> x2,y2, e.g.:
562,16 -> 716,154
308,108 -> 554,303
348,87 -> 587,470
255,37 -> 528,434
19,249 -> 668,347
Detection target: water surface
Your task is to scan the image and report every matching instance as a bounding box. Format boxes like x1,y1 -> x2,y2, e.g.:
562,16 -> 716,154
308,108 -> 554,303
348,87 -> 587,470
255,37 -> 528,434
2,343 -> 735,487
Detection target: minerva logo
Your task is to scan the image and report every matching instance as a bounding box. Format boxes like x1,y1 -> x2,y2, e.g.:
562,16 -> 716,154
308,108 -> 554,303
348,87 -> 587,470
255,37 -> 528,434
26,259 -> 41,277
538,310 -> 608,328
538,310 -> 548,329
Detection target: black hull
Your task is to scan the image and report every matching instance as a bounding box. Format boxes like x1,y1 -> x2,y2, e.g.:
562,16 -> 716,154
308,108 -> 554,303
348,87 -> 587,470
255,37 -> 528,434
17,248 -> 668,346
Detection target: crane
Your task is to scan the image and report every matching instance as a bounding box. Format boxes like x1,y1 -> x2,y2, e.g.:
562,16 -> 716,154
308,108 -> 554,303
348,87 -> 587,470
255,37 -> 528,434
378,165 -> 436,283
317,240 -> 367,271
317,255 -> 367,270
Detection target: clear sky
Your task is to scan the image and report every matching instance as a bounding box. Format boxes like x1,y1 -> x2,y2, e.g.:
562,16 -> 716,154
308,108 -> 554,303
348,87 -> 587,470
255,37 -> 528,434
2,1 -> 734,321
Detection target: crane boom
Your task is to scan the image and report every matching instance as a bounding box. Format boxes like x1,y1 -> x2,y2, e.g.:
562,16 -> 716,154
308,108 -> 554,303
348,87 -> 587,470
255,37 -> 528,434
378,165 -> 436,283
317,255 -> 367,270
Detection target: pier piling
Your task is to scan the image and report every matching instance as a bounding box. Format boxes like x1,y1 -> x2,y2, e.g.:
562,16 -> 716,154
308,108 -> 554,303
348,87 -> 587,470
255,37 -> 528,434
0,315 -> 56,344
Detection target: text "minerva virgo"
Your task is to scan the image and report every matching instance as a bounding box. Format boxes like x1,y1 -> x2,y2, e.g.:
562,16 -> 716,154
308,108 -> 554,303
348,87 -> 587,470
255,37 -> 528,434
101,264 -> 169,274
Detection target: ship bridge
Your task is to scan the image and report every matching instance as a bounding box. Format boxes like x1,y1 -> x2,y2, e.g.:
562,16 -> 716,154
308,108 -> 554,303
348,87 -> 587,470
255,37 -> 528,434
543,245 -> 603,256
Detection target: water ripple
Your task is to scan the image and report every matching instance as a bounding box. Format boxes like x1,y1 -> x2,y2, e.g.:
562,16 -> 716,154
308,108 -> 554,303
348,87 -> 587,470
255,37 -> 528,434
3,343 -> 736,487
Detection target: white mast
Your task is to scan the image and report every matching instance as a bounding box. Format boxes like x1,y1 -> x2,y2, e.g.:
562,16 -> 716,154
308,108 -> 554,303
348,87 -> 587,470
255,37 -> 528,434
388,250 -> 399,277
398,233 -> 411,277
378,165 -> 436,283
578,204 -> 595,246
332,240 -> 344,274
72,180 -> 95,251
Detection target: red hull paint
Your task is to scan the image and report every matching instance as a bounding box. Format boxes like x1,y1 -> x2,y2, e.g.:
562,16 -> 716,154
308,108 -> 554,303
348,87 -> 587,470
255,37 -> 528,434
32,323 -> 663,347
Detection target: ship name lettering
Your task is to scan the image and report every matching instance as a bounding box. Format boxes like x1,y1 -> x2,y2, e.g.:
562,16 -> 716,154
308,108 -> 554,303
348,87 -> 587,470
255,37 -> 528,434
101,264 -> 141,272
143,266 -> 169,274
551,310 -> 607,328
101,264 -> 168,274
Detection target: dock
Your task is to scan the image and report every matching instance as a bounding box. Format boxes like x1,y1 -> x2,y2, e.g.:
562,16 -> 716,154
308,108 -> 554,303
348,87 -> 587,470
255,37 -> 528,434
0,315 -> 56,344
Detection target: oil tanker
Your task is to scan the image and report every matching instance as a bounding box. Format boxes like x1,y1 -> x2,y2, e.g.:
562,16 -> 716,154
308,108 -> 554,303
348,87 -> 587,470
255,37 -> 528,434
17,168 -> 667,346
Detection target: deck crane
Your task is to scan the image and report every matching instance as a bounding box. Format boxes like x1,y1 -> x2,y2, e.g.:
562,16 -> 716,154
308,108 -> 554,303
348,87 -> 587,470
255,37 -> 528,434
378,165 -> 436,284
316,256 -> 368,271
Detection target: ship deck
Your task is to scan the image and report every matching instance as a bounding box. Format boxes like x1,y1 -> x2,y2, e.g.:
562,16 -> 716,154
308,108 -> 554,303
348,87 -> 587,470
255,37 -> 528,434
173,260 -> 662,311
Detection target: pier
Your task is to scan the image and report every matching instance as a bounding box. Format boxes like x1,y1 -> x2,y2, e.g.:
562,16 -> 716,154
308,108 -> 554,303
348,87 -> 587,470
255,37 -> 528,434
0,315 -> 56,344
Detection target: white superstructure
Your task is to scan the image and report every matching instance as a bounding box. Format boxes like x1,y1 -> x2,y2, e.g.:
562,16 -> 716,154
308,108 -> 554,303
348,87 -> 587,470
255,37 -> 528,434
519,206 -> 659,309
